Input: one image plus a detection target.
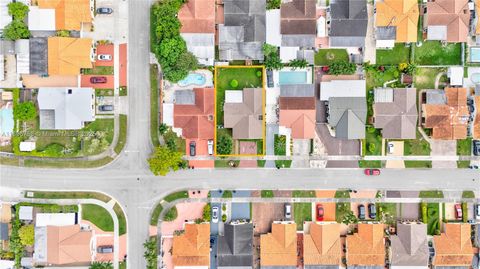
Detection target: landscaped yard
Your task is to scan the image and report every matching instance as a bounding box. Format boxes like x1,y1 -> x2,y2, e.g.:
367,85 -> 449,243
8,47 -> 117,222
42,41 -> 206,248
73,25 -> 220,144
314,49 -> 349,66
414,67 -> 447,89
376,203 -> 397,224
163,129 -> 186,155
365,126 -> 382,156
82,204 -> 114,232
274,134 -> 286,156
215,67 -> 263,125
293,203 -> 311,230
335,190 -> 351,223
365,66 -> 404,91
403,131 -> 431,155
457,138 -> 472,156
404,161 -> 432,168
414,41 -> 462,65
426,203 -> 440,235
376,44 -> 410,65
163,191 -> 188,202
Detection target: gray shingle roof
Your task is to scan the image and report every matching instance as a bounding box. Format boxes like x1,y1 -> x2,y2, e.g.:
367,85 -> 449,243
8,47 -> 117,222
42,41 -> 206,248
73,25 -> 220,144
329,0 -> 368,47
217,222 -> 253,268
0,222 -> 8,240
375,27 -> 396,40
29,37 -> 48,75
281,35 -> 316,47
328,97 -> 367,139
390,223 -> 429,267
280,84 -> 315,97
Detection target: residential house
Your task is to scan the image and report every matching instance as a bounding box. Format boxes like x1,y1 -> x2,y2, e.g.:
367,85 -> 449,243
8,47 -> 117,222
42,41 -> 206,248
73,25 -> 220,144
279,97 -> 316,139
218,0 -> 265,61
216,221 -> 253,268
346,223 -> 385,268
33,0 -> 92,31
178,0 -> 215,66
425,0 -> 470,43
260,222 -> 297,268
18,206 -> 33,222
33,225 -> 93,266
375,0 -> 419,48
37,87 -> 95,130
328,0 -> 368,48
48,37 -> 93,75
373,88 -> 418,139
390,223 -> 429,269
29,38 -> 48,75
320,79 -> 367,139
303,223 -> 342,269
172,223 -> 210,268
422,87 -> 469,140
224,88 -> 263,139
432,223 -> 473,268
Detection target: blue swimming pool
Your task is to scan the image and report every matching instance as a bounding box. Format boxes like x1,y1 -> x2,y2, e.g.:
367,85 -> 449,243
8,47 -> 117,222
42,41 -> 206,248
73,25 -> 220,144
178,73 -> 206,87
471,47 -> 480,62
0,108 -> 13,136
279,71 -> 308,85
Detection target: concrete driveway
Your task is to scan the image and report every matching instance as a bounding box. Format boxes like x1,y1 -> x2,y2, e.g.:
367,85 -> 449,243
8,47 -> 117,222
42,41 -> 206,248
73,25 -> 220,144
89,0 -> 115,41
385,141 -> 405,168
400,203 -> 420,220
431,140 -> 457,168
265,124 -> 279,168
316,124 -> 360,168
291,139 -> 310,168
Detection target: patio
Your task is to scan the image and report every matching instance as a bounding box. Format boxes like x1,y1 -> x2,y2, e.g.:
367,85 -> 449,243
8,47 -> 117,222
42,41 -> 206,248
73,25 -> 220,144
161,202 -> 206,236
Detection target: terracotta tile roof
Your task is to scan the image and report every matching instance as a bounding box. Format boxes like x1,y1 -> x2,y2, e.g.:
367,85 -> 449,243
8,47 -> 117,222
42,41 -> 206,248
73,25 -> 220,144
47,225 -> 92,265
375,0 -> 419,42
172,223 -> 210,267
426,0 -> 470,42
47,37 -> 93,75
174,88 -> 215,140
433,223 -> 473,266
346,223 -> 385,266
178,0 -> 215,33
303,223 -> 342,266
279,97 -> 316,139
37,0 -> 92,31
260,222 -> 297,267
474,96 -> 480,139
422,88 -> 469,140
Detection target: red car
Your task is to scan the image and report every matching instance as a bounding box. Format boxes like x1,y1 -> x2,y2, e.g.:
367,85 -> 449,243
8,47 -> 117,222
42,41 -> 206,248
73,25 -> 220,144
364,169 -> 380,176
454,204 -> 462,220
316,204 -> 324,221
90,76 -> 107,83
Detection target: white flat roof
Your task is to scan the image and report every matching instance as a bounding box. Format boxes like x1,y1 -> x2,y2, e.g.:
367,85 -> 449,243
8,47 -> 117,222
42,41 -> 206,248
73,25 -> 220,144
320,79 -> 366,101
35,213 -> 76,227
280,46 -> 299,63
0,0 -> 12,30
225,90 -> 243,103
0,259 -> 14,269
19,141 -> 36,151
28,7 -> 55,31
266,9 -> 282,47
19,206 -> 33,221
376,39 -> 395,49
448,66 -> 463,86
162,103 -> 174,126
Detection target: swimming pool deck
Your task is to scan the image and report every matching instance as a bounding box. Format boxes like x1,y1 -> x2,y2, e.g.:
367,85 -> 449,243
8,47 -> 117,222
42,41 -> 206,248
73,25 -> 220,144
273,67 -> 313,87
163,69 -> 213,103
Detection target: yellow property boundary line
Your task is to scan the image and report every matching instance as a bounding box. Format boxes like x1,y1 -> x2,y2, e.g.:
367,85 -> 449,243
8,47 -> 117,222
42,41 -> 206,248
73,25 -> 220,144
214,65 -> 266,157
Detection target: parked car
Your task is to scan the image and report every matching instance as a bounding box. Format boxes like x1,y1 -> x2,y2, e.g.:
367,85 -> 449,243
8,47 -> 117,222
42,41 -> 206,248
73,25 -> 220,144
364,169 -> 380,176
285,204 -> 292,220
358,204 -> 365,220
475,204 -> 480,220
90,76 -> 107,84
97,54 -> 112,61
474,140 -> 480,156
207,140 -> 214,155
189,141 -> 196,156
97,7 -> 113,14
454,204 -> 462,220
212,206 -> 219,223
316,204 -> 324,221
98,105 -> 114,111
368,203 -> 376,219
387,142 -> 394,154
469,165 -> 479,169
97,245 -> 113,253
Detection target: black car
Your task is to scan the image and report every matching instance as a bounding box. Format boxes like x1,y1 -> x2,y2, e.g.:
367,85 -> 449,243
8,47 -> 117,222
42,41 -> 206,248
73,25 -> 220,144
97,7 -> 113,14
473,140 -> 480,156
189,141 -> 196,156
368,203 -> 376,219
358,204 -> 365,220
99,105 -> 114,111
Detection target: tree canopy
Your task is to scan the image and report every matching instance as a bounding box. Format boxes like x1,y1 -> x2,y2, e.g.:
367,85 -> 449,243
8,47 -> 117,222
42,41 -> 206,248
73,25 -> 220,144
8,2 -> 29,20
3,20 -> 30,40
148,146 -> 185,176
216,135 -> 233,155
13,102 -> 37,121
327,61 -> 357,75
18,224 -> 34,246
263,44 -> 283,70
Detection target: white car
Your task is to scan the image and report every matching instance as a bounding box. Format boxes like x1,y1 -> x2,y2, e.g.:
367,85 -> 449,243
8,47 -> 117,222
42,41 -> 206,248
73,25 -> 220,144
387,142 -> 394,154
212,206 -> 219,223
97,54 -> 112,61
207,140 -> 214,155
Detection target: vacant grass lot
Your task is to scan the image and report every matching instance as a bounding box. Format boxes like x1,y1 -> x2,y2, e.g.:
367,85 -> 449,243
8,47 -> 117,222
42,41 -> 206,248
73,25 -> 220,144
314,49 -> 349,66
414,42 -> 462,65
414,67 -> 447,89
293,203 -> 312,230
82,204 -> 114,232
376,44 -> 410,65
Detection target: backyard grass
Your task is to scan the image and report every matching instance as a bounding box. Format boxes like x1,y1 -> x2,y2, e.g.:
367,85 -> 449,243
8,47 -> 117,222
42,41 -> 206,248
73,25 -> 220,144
457,138 -> 472,156
376,44 -> 410,65
462,191 -> 475,199
457,161 -> 471,168
426,203 -> 440,235
365,126 -> 382,156
376,203 -> 397,224
261,190 -> 274,198
23,157 -> 114,168
414,67 -> 447,89
150,203 -> 163,225
314,49 -> 349,66
82,66 -> 114,75
150,64 -> 160,147
163,191 -> 189,202
414,41 -> 462,65
403,131 -> 431,155
275,160 -> 292,168
274,134 -> 287,156
404,161 -> 432,168
215,67 -> 263,125
419,190 -> 444,198
114,114 -> 127,154
358,160 -> 382,168
292,190 -> 315,198
293,203 -> 312,230
25,191 -> 111,202
365,67 -> 403,91
164,129 -> 186,154
81,204 -> 114,232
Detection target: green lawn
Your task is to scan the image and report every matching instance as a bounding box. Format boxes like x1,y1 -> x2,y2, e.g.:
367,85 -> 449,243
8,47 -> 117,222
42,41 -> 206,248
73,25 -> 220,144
274,134 -> 287,156
150,203 -> 163,225
462,191 -> 475,199
275,160 -> 292,168
163,191 -> 188,202
150,65 -> 160,147
292,190 -> 315,198
376,203 -> 397,224
414,41 -> 462,65
257,160 -> 266,167
23,157 -> 113,168
82,204 -> 114,232
293,203 -> 312,230
222,190 -> 233,198
215,67 -> 263,125
119,86 -> 127,96
365,126 -> 383,156
457,161 -> 471,168
214,159 -> 240,167
164,129 -> 186,154
366,67 -> 403,91
261,190 -> 274,198
403,131 -> 431,155
404,161 -> 432,168
376,44 -> 411,65
82,66 -> 114,75
335,190 -> 351,223
457,138 -> 472,156
358,160 -> 382,168
419,190 -> 444,198
16,202 -> 78,213
426,203 -> 440,235
113,203 -> 127,235
414,67 -> 447,89
314,49 -> 349,66
25,191 -> 111,202
114,114 -> 127,154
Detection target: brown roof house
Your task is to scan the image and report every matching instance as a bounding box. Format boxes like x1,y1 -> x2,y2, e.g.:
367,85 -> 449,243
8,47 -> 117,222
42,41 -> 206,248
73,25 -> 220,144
279,97 -> 316,139
373,88 -> 418,139
33,225 -> 93,266
280,0 -> 316,47
432,223 -> 474,268
346,223 -> 385,268
390,223 -> 429,269
172,223 -> 210,268
425,0 -> 470,43
223,88 -> 263,139
260,222 -> 297,268
303,223 -> 342,269
422,87 -> 469,140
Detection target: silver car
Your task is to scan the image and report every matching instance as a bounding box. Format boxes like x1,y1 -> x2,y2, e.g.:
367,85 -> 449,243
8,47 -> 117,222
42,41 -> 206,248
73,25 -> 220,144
212,206 -> 219,223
